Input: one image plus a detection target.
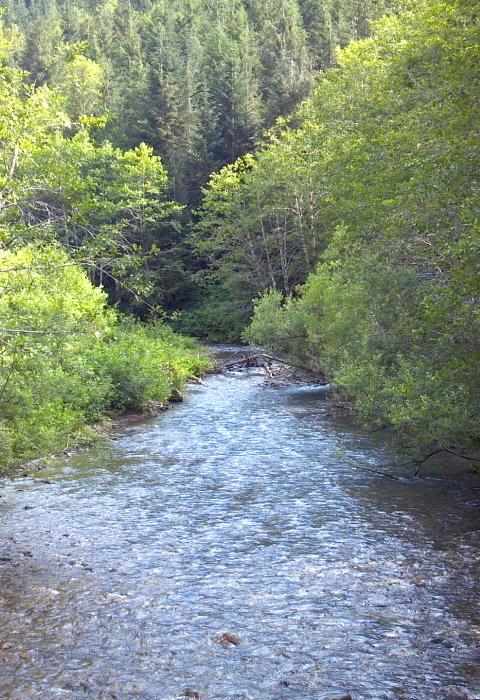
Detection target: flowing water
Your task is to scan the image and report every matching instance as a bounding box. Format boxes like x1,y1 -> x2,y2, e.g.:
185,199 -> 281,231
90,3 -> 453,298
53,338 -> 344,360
1,347 -> 479,700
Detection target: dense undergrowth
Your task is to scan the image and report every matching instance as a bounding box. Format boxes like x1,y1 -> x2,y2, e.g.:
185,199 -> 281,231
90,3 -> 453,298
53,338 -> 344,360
0,245 -> 211,470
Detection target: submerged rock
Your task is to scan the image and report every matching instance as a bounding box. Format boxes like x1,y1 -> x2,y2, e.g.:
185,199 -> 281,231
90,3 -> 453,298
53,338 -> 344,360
218,631 -> 240,646
412,577 -> 426,587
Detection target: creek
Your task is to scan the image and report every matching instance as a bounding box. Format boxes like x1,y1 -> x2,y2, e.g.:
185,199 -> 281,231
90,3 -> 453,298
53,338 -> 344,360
1,347 -> 479,699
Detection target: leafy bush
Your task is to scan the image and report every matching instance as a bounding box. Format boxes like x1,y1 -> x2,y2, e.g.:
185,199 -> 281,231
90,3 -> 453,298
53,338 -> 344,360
0,245 -> 211,469
246,1 -> 480,454
96,319 -> 211,412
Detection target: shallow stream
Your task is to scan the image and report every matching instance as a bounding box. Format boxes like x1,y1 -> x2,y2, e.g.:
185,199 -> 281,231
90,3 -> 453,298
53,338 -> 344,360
1,347 -> 479,699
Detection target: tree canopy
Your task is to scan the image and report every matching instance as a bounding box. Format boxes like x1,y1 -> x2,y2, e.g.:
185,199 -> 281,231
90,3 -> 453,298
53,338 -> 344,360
196,0 -> 480,453
230,0 -> 480,449
2,0 -> 391,203
0,0 -> 478,461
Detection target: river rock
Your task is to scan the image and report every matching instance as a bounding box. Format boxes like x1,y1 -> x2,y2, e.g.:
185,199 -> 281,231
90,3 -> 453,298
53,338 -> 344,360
218,631 -> 240,646
412,577 -> 426,587
430,635 -> 455,649
169,388 -> 184,403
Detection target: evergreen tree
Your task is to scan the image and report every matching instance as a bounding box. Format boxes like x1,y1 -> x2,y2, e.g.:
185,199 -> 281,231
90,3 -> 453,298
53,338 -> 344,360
298,0 -> 335,69
1,0 -> 386,199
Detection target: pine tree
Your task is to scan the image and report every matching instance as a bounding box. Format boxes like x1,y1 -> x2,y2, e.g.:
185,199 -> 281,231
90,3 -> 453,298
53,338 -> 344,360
106,0 -> 150,147
298,0 -> 335,69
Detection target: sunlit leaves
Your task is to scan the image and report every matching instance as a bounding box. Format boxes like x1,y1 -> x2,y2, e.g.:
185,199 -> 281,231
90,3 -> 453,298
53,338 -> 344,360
246,0 -> 480,451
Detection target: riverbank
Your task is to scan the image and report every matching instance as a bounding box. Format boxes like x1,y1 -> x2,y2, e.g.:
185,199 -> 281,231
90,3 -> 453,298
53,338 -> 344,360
0,327 -> 213,477
9,385 -> 202,479
11,346 -> 321,480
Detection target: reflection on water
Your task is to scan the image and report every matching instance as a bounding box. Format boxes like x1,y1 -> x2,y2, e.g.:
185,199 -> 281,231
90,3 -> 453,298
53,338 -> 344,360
1,349 -> 479,699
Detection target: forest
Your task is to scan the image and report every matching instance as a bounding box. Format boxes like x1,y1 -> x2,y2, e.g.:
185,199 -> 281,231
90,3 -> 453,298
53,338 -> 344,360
0,0 -> 478,466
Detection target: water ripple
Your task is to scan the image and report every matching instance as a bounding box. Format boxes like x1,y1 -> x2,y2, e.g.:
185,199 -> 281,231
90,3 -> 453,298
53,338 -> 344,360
1,353 -> 479,699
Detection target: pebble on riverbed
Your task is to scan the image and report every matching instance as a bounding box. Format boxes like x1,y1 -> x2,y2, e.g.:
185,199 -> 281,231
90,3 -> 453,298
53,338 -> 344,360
180,689 -> 200,699
411,577 -> 427,586
217,631 -> 240,646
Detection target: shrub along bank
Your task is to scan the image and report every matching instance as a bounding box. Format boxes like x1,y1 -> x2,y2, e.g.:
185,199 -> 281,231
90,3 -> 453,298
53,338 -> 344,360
0,244 -> 211,470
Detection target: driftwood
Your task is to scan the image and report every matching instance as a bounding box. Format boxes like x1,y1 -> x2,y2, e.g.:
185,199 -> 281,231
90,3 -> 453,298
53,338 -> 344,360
220,353 -> 329,387
220,352 -> 292,372
345,446 -> 480,483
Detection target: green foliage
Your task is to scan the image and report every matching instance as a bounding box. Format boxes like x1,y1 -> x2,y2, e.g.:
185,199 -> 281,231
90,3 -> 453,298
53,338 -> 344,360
96,318 -> 211,412
57,52 -> 105,119
173,283 -> 253,341
3,0 -> 387,204
0,31 -> 186,315
0,0 -> 392,343
239,0 -> 480,452
0,244 -> 113,464
2,0 -> 477,461
191,125 -> 330,337
0,11 -> 214,470
0,245 -> 211,468
244,290 -> 309,362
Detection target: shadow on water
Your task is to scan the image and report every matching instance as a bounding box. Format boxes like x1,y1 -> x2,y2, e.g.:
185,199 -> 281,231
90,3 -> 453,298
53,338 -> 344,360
1,346 -> 479,700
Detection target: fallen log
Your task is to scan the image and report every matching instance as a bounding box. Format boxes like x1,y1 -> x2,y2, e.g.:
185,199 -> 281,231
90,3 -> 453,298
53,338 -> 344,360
221,352 -> 292,371
219,353 -> 330,388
